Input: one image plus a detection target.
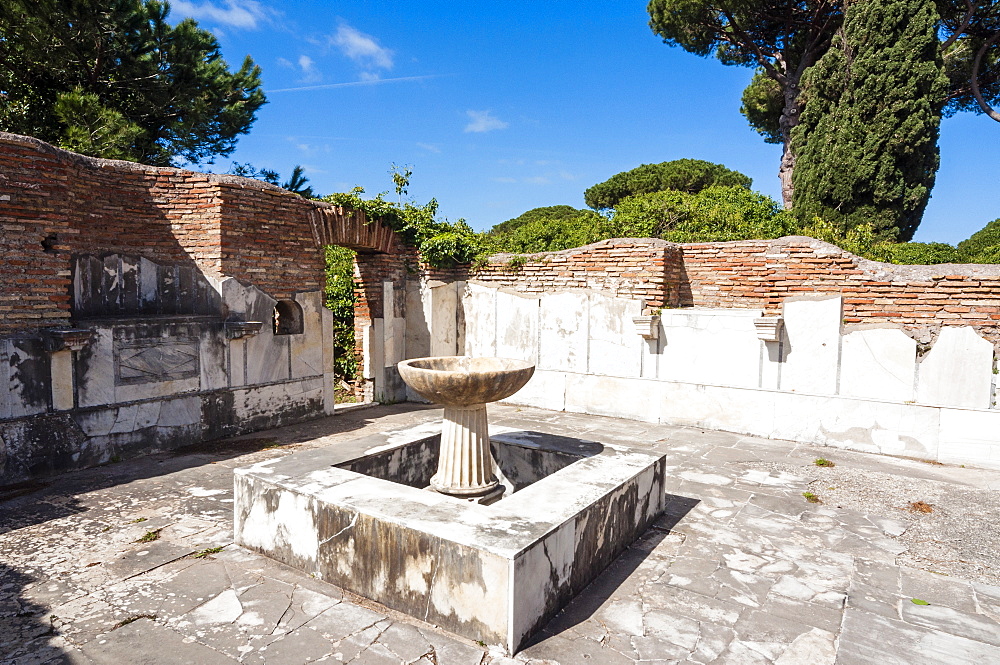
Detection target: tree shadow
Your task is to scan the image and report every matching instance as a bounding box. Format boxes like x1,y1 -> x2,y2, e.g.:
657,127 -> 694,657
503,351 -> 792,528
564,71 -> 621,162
0,563 -> 71,663
0,404 -> 438,535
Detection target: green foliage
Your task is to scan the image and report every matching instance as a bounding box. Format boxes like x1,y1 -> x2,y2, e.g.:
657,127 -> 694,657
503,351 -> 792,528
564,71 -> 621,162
604,186 -> 795,243
489,205 -> 601,236
227,163 -> 314,198
229,163 -> 280,185
282,166 -> 315,198
320,187 -> 486,268
883,242 -> 960,265
53,88 -> 144,160
0,0 -> 265,165
957,218 -> 1000,263
584,159 -> 752,210
740,70 -> 783,145
791,0 -> 948,242
324,245 -> 358,380
488,206 -> 603,254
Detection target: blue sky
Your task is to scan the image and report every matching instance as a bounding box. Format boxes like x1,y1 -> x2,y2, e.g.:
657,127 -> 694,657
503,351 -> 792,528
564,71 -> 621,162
171,0 -> 1000,244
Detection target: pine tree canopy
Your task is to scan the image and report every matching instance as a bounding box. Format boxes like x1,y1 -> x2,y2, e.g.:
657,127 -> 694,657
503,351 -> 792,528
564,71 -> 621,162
0,0 -> 266,165
584,159 -> 752,210
790,0 -> 949,241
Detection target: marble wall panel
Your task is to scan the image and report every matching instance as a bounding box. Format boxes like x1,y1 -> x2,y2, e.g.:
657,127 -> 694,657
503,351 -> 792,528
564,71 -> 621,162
463,283 -> 497,358
657,308 -> 763,388
504,369 -> 567,412
291,291 -> 325,379
780,296 -> 842,395
564,374 -> 664,423
840,328 -> 917,402
430,281 -> 460,357
496,291 -> 539,365
537,292 -> 588,373
588,294 -> 642,378
916,326 -> 995,409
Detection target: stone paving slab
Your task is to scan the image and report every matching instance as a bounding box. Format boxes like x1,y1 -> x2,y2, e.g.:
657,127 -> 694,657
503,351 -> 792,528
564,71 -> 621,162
2,402 -> 1000,664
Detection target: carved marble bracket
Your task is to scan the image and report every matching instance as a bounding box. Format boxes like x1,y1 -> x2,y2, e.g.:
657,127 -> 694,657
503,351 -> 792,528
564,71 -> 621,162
44,328 -> 95,353
632,315 -> 660,340
753,317 -> 784,342
224,321 -> 263,340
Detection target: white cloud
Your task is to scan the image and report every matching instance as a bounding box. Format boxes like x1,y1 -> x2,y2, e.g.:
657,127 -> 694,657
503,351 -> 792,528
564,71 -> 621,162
170,0 -> 272,29
358,71 -> 382,82
417,142 -> 441,153
332,23 -> 394,70
297,55 -> 321,82
276,57 -> 294,68
464,110 -> 508,133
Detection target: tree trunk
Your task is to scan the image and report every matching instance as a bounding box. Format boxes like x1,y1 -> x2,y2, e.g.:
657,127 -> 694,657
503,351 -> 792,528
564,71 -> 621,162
778,79 -> 804,209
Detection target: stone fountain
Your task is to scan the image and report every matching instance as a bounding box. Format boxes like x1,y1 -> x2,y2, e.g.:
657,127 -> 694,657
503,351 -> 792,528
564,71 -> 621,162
397,356 -> 534,503
234,355 -> 666,654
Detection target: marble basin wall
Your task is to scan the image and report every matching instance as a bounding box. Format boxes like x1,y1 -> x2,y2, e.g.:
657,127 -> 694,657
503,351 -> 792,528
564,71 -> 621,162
234,425 -> 666,653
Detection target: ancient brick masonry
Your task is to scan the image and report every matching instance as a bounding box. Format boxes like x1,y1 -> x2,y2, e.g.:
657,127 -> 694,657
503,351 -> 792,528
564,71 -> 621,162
0,132 -> 405,336
681,236 -> 1000,344
473,238 -> 682,310
472,235 -> 1000,345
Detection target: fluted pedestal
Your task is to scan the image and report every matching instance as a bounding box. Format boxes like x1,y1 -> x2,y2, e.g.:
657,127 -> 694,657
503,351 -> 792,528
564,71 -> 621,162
430,403 -> 500,499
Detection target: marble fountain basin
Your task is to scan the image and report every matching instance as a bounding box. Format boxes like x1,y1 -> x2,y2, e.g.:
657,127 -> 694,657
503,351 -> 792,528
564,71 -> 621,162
234,357 -> 666,654
397,356 -> 535,406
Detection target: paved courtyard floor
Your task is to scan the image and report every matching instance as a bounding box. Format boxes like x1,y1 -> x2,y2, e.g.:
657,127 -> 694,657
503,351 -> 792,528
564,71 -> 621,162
2,403 -> 1000,665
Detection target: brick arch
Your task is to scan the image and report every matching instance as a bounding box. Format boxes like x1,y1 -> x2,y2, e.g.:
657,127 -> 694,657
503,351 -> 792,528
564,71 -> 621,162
307,205 -> 402,254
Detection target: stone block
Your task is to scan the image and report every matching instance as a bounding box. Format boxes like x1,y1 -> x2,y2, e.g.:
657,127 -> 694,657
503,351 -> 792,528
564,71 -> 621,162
840,328 -> 916,402
291,291 -> 325,379
939,408 -> 1000,467
916,326 -> 995,409
430,281 -> 460,357
780,296 -> 842,395
199,325 -> 228,392
588,294 -> 642,378
234,425 -> 665,654
463,282 -> 497,358
404,279 -> 431,360
565,374 -> 663,423
537,291 -> 588,373
244,287 -> 291,385
496,290 -> 539,364
76,328 -> 115,408
504,368 -> 567,412
658,308 -> 763,388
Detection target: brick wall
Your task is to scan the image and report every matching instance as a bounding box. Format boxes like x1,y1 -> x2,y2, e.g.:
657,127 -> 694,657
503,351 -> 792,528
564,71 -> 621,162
0,132 -> 403,335
471,235 -> 1000,345
472,239 -> 681,310
681,237 -> 1000,343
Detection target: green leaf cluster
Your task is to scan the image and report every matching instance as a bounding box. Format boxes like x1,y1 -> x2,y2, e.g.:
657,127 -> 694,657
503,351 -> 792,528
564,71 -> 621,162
324,245 -> 358,380
319,188 -> 487,268
584,159 -> 752,210
0,0 -> 265,165
488,206 -> 604,254
605,186 -> 795,243
791,0 -> 949,242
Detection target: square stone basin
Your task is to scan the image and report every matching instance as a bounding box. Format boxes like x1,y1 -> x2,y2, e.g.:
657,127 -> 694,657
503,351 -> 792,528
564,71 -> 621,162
233,422 -> 666,654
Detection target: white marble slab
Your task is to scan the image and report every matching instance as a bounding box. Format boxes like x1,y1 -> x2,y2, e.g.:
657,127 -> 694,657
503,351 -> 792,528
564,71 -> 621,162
496,290 -> 539,365
840,328 -> 916,402
588,294 -> 642,378
537,291 -> 588,373
916,326 -> 995,409
780,296 -> 842,395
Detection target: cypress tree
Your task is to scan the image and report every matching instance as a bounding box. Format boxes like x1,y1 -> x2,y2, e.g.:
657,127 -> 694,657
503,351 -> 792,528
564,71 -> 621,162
790,0 -> 948,241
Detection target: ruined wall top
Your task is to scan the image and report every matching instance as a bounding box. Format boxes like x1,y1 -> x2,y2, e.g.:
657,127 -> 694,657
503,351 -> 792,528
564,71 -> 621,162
0,132 -> 401,334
